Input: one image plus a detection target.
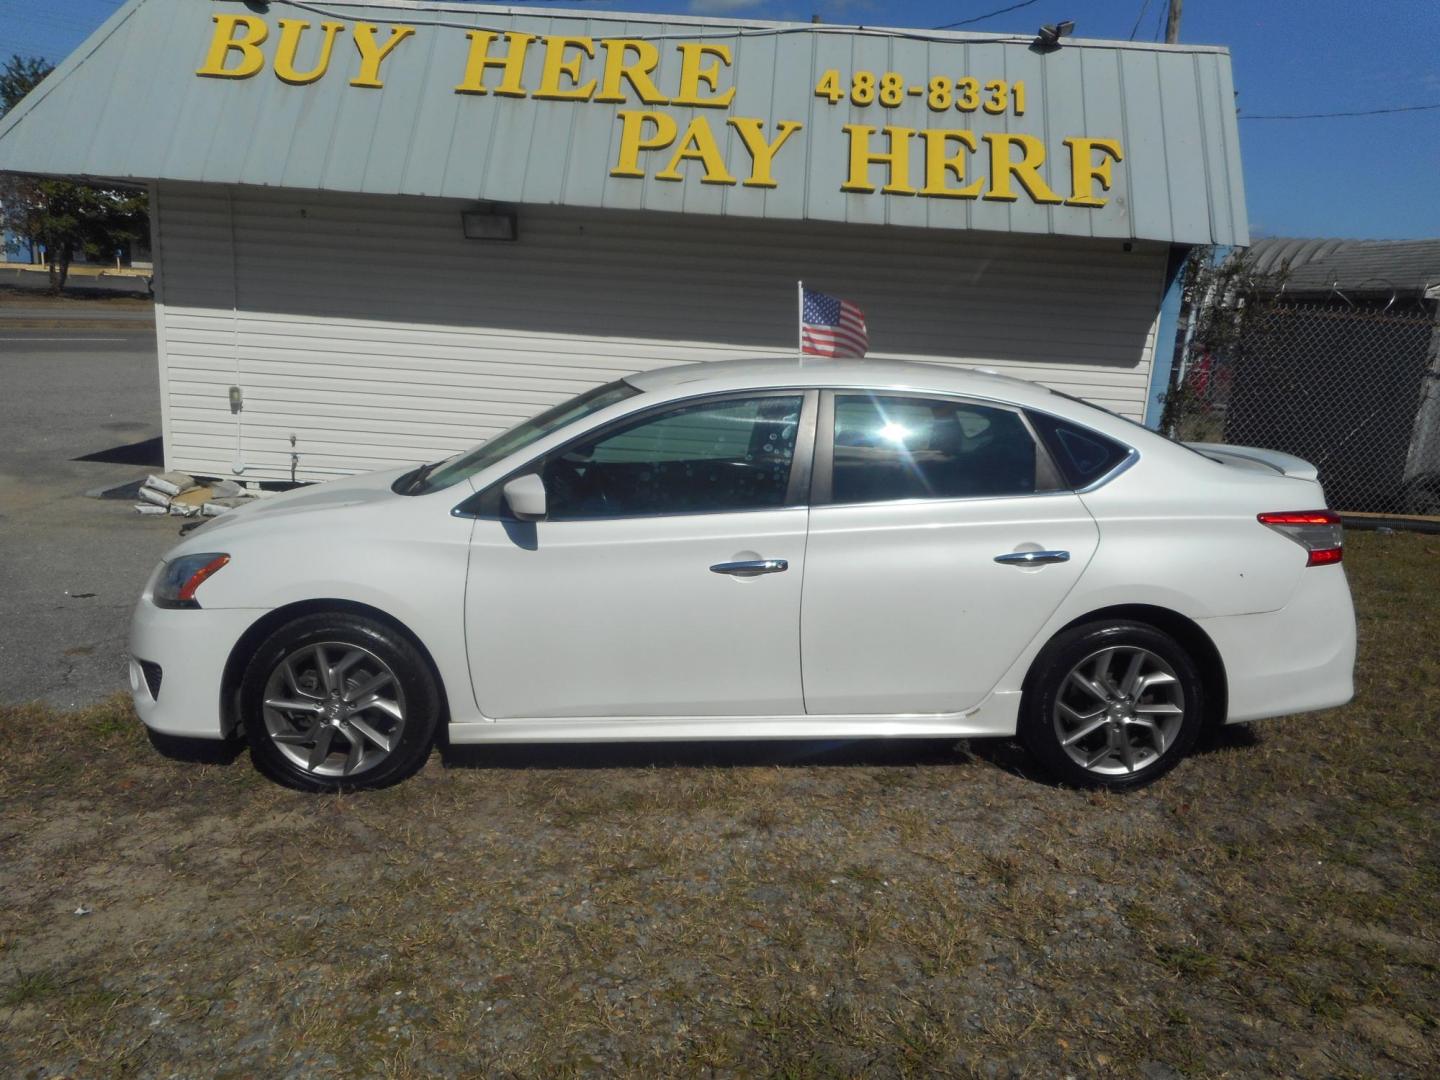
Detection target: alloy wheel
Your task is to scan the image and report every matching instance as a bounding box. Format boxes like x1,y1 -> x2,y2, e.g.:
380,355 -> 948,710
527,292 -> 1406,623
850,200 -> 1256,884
1051,645 -> 1186,777
260,642 -> 406,778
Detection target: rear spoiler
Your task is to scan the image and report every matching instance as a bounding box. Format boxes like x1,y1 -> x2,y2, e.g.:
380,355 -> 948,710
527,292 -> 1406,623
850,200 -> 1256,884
1183,442 -> 1321,482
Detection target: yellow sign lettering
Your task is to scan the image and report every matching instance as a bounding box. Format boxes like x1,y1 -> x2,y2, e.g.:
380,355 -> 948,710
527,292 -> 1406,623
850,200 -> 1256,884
196,14 -> 269,80
534,36 -> 597,101
673,43 -> 735,108
611,110 -> 679,177
728,118 -> 802,188
190,19 -> 1128,213
595,39 -> 668,105
350,23 -> 415,89
841,125 -> 917,195
1064,136 -> 1124,207
657,117 -> 735,184
454,30 -> 533,97
273,19 -> 345,86
984,132 -> 1063,204
920,130 -> 983,199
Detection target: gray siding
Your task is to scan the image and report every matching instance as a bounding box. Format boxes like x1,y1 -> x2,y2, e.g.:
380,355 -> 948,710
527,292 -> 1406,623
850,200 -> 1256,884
1,0 -> 1248,247
152,182 -> 1166,482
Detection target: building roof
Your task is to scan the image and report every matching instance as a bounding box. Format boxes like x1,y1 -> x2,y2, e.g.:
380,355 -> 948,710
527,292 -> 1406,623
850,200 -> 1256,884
1246,237 -> 1440,299
0,0 -> 1248,247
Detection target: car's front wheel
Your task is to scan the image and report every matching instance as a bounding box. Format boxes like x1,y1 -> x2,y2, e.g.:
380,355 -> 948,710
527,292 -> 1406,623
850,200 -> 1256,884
239,612 -> 440,792
1019,620 -> 1205,791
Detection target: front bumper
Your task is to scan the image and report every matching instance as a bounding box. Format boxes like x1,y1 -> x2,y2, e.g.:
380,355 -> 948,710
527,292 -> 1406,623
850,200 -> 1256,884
129,597 -> 263,740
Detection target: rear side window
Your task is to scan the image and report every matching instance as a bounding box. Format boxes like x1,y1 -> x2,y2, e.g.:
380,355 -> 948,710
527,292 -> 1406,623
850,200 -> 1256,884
829,395 -> 1047,503
1027,411 -> 1131,488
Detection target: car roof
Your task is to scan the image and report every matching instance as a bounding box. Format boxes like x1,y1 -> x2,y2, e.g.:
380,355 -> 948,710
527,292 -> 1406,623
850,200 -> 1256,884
624,357 -> 1059,409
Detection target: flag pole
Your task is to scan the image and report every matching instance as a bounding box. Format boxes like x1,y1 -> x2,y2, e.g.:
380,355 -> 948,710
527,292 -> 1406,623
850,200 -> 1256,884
796,280 -> 803,360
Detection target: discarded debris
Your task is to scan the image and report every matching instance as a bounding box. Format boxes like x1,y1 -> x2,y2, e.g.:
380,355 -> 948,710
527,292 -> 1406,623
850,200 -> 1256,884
168,488 -> 212,516
202,496 -> 251,516
144,471 -> 199,497
135,472 -> 259,517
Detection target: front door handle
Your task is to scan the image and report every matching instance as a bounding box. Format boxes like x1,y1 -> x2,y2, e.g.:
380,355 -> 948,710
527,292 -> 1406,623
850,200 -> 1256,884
994,550 -> 1071,566
710,559 -> 789,576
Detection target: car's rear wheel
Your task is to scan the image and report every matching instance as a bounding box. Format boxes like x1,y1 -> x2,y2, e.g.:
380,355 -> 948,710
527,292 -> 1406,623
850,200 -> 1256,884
1019,620 -> 1205,791
239,612 -> 439,792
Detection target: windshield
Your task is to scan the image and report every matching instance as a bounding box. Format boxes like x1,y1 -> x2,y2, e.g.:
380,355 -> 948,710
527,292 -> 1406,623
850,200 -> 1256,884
399,380 -> 641,494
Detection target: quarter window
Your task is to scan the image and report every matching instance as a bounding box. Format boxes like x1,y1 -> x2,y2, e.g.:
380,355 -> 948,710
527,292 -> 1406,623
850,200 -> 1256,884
830,395 -> 1049,503
1026,411 -> 1131,488
542,395 -> 803,519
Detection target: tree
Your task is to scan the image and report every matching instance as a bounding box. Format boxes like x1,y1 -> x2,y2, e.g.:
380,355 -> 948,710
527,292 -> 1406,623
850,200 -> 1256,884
0,54 -> 51,113
1,53 -> 149,292
1159,247 -> 1288,441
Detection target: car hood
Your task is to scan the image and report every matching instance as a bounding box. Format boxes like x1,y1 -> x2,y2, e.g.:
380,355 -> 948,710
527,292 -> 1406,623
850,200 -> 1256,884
189,466 -> 416,537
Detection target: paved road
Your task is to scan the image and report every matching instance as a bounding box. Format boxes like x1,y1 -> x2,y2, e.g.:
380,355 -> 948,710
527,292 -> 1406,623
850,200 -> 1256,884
0,305 -> 155,322
0,323 -> 179,708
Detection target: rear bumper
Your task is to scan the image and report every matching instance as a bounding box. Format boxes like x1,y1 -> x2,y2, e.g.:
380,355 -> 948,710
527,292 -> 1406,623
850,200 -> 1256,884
129,598 -> 261,739
1199,565 -> 1357,723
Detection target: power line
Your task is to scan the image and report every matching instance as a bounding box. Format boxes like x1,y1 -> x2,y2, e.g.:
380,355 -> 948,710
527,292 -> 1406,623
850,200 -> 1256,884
1128,0 -> 1153,41
935,0 -> 1041,31
1240,103 -> 1440,120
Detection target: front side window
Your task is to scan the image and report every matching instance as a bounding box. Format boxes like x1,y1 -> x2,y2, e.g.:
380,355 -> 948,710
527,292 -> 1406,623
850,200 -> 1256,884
830,395 -> 1048,504
542,395 -> 804,519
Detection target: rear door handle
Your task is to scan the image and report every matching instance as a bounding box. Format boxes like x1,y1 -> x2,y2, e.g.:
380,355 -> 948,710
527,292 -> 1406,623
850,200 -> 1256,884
994,550 -> 1071,566
710,559 -> 789,576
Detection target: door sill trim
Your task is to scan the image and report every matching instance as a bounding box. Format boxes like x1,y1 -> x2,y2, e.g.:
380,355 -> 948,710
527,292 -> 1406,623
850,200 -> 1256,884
445,706 -> 1019,745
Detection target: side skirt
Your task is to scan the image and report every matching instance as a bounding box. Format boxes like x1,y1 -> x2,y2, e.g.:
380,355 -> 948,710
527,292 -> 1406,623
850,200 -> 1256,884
446,692 -> 1022,745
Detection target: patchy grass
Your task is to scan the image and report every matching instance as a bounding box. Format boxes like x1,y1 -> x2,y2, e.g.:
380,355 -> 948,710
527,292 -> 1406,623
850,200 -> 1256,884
1,531 -> 1438,1077
0,283 -> 153,306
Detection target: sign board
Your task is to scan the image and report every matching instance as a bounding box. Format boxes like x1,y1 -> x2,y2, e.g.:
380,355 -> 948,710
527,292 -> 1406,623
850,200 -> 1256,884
0,0 -> 1248,245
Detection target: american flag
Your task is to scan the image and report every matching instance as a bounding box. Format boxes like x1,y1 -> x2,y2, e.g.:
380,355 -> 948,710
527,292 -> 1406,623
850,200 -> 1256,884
801,287 -> 868,359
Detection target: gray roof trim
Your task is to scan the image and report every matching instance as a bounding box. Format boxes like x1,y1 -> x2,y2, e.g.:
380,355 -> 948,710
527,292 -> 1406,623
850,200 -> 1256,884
1247,236 -> 1440,298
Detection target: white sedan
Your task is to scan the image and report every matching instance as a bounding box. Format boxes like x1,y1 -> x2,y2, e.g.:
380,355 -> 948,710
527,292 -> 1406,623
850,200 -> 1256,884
129,359 -> 1355,792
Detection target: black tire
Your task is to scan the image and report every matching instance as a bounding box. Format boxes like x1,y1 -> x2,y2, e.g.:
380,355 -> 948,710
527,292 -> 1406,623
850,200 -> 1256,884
239,612 -> 440,792
1018,620 -> 1205,791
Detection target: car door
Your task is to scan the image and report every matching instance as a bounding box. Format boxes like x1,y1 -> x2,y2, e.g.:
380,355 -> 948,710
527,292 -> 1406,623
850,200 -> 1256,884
800,391 -> 1100,715
463,390 -> 816,719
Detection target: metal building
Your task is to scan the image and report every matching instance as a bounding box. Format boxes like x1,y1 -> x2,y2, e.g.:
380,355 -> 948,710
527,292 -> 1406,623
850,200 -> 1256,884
0,0 -> 1249,483
1215,238 -> 1440,515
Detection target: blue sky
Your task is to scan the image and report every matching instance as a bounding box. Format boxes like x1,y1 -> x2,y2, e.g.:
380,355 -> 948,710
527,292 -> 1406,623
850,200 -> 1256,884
4,0 -> 1436,239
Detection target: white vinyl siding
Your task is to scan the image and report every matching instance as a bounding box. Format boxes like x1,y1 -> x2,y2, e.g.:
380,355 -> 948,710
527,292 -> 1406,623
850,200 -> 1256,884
152,181 -> 1167,483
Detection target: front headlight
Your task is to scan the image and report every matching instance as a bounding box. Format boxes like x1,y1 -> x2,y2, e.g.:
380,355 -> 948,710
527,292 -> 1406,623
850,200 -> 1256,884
153,553 -> 230,609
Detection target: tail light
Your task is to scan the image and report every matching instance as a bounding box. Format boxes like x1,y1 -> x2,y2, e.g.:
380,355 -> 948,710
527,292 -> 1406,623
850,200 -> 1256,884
1258,511 -> 1343,566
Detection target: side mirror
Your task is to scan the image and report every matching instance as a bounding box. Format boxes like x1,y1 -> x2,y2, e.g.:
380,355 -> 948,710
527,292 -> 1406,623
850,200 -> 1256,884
502,473 -> 548,521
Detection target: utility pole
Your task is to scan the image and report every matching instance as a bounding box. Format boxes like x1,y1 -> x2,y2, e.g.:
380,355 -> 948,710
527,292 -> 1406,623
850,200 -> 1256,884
1165,0 -> 1183,43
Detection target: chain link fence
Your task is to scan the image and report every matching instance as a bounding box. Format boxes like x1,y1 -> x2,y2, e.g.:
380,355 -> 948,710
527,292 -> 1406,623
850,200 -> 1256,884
1163,289 -> 1440,516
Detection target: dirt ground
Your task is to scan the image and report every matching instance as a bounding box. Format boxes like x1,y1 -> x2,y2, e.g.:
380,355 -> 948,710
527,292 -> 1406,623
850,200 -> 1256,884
1,531 -> 1436,1078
